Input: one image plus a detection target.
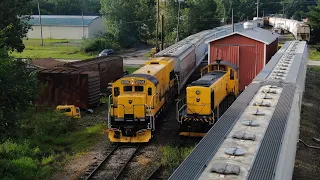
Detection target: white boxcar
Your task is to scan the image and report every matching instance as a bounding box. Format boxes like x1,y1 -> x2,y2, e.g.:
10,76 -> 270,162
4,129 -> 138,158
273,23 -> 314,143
266,17 -> 310,41
253,17 -> 264,27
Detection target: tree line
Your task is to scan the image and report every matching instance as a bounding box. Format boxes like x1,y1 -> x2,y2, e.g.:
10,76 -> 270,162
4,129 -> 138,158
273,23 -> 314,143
29,0 -> 318,48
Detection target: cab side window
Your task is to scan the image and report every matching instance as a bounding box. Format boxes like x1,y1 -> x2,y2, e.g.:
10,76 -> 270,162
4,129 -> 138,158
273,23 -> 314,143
230,69 -> 235,80
148,88 -> 152,96
170,70 -> 175,80
114,87 -> 120,97
202,68 -> 208,76
60,108 -> 71,113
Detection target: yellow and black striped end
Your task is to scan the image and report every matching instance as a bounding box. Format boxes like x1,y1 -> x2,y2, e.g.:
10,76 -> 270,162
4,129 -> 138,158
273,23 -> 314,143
180,116 -> 215,123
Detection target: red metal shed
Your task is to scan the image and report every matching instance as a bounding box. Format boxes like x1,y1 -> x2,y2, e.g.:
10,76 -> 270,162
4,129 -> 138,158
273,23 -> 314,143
206,28 -> 279,90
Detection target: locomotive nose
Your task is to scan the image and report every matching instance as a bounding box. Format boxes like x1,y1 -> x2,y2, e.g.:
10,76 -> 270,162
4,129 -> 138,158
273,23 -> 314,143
117,94 -> 146,120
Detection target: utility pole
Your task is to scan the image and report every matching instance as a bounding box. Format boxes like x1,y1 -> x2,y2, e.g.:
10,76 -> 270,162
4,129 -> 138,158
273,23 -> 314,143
232,9 -> 234,32
161,15 -> 164,50
156,0 -> 160,52
37,0 -> 43,46
282,3 -> 285,18
82,6 -> 84,38
256,0 -> 259,17
223,7 -> 226,25
176,1 -> 181,42
263,10 -> 265,17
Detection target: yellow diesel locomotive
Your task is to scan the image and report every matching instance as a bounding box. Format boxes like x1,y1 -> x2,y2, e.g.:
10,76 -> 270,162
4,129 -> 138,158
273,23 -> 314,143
108,57 -> 177,143
177,60 -> 239,137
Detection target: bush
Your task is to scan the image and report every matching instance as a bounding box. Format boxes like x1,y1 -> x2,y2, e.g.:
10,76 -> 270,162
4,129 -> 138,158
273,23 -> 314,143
0,58 -> 38,138
0,140 -> 53,180
81,33 -> 120,53
20,110 -> 75,140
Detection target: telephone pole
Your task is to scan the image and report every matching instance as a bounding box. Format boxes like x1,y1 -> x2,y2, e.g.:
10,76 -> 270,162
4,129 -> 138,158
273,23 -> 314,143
156,0 -> 160,52
232,9 -> 234,32
176,1 -> 181,42
161,15 -> 164,50
37,0 -> 43,46
256,0 -> 259,17
282,3 -> 285,18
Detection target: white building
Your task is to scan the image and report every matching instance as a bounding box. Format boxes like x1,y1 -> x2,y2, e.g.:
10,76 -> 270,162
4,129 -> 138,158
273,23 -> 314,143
27,15 -> 106,39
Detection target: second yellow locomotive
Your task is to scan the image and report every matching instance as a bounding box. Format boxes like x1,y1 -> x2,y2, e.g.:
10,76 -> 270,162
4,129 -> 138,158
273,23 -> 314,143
108,57 -> 177,143
177,60 -> 239,137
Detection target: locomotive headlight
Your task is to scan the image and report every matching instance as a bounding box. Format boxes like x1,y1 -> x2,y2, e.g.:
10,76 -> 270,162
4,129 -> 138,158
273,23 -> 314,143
196,98 -> 200,102
196,90 -> 200,95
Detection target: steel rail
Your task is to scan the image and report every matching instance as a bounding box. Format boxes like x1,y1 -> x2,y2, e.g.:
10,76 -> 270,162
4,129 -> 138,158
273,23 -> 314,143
80,143 -> 119,180
114,145 -> 141,180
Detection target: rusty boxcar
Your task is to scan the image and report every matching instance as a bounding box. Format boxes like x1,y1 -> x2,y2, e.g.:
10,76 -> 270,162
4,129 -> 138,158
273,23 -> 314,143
37,68 -> 100,109
63,56 -> 123,91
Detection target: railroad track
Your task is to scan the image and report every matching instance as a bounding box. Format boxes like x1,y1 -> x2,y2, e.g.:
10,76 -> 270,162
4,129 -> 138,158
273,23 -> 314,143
79,144 -> 141,180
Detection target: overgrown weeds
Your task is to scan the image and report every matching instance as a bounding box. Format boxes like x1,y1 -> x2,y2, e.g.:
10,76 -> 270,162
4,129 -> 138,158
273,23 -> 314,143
0,109 -> 106,179
160,146 -> 193,169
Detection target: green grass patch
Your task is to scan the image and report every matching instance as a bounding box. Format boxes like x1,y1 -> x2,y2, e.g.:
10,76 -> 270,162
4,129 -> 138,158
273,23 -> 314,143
308,66 -> 320,72
309,48 -> 320,61
160,146 -> 193,169
10,39 -> 95,60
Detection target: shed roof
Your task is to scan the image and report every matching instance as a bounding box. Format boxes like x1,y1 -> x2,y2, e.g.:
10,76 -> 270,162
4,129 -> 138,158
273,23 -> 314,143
29,15 -> 100,27
205,27 -> 279,45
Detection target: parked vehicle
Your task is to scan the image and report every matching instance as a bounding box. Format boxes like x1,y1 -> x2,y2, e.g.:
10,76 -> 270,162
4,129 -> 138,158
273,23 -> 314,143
56,105 -> 81,119
99,49 -> 115,57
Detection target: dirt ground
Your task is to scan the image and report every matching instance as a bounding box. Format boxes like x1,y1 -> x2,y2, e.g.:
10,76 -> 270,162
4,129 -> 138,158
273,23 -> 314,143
51,105 -> 111,180
51,99 -> 188,180
293,68 -> 320,180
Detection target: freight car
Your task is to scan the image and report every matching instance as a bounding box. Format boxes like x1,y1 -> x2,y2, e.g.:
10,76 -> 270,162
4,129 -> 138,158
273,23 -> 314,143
265,17 -> 310,42
177,60 -> 239,137
63,55 -> 123,91
37,69 -> 100,109
108,57 -> 177,143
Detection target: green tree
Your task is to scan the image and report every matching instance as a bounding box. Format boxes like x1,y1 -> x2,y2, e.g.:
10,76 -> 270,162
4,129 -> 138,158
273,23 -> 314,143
0,58 -> 38,138
31,0 -> 101,15
162,0 -> 219,43
100,0 -> 156,47
308,0 -> 320,43
0,0 -> 32,52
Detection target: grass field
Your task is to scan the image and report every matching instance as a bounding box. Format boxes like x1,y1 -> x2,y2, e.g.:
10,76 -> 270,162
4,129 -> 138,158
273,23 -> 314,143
309,48 -> 320,61
10,39 -> 95,60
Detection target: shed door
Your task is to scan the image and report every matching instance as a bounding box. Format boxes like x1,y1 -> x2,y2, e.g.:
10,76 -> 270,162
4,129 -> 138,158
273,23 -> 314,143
216,46 -> 239,67
239,46 -> 257,91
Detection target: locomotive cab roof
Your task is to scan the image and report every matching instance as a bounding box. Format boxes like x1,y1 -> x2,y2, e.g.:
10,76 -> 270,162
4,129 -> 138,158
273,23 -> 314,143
189,72 -> 226,87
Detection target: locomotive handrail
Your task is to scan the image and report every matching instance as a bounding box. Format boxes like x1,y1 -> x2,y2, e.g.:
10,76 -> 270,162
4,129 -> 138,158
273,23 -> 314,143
176,97 -> 186,122
210,110 -> 215,125
107,94 -> 113,128
175,74 -> 180,94
177,104 -> 187,123
148,93 -> 157,131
